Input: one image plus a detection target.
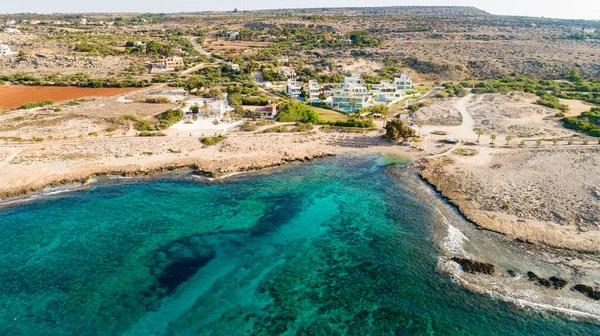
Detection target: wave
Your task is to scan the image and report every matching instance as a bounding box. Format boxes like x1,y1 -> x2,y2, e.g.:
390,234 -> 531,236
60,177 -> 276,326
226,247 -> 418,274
438,257 -> 600,323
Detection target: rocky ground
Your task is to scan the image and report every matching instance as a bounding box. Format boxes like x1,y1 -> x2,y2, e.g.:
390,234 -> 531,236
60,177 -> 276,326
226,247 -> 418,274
419,146 -> 600,253
410,98 -> 462,126
467,93 -> 568,137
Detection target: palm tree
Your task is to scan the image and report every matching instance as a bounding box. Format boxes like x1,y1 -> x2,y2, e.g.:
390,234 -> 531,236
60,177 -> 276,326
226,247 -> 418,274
505,135 -> 513,145
202,100 -> 210,119
349,100 -> 357,113
490,133 -> 496,144
536,139 -> 542,146
476,129 -> 483,142
552,138 -> 558,145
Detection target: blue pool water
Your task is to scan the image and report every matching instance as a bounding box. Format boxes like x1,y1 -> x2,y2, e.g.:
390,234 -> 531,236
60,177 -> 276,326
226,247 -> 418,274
1,157 -> 598,335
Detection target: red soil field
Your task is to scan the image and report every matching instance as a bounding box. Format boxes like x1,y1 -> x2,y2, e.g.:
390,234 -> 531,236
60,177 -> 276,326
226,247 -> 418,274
0,85 -> 139,110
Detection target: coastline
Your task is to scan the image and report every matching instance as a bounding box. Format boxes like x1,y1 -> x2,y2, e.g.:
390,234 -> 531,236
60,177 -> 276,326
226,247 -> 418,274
3,138 -> 600,325
416,151 -> 600,254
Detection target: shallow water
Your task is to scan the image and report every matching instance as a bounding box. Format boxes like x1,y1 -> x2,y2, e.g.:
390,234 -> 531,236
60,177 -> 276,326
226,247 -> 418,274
1,156 -> 599,335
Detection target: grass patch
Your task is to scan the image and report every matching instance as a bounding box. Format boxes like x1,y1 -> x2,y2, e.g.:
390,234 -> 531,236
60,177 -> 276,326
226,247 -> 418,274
311,107 -> 347,123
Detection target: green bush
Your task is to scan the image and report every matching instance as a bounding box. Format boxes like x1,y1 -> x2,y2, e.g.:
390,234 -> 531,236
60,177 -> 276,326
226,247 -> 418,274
145,96 -> 172,104
538,95 -> 569,111
19,100 -> 54,110
240,121 -> 258,132
201,135 -> 227,145
562,107 -> 600,137
276,102 -> 319,123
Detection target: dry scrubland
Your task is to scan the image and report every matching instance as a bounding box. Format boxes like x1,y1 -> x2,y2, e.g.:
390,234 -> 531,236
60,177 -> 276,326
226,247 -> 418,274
410,98 -> 462,126
467,93 -> 568,137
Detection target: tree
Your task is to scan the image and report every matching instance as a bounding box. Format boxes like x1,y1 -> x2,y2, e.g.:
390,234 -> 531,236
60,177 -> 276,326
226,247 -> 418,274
348,100 -> 357,113
418,124 -> 423,137
569,67 -> 583,83
476,129 -> 483,142
384,120 -> 415,141
490,133 -> 496,144
552,138 -> 558,145
568,138 -> 574,145
368,104 -> 389,115
207,87 -> 224,100
202,100 -> 210,118
505,135 -> 513,145
519,140 -> 525,146
191,104 -> 200,114
276,101 -> 319,123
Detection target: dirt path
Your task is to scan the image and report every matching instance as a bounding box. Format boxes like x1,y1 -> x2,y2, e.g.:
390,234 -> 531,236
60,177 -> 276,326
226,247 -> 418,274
420,94 -> 477,141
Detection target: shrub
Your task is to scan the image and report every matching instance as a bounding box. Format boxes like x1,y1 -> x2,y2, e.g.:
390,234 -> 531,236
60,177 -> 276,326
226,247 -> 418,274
292,123 -> 313,132
106,126 -> 117,132
538,94 -> 569,111
201,135 -> 227,145
19,100 -> 54,110
276,102 -> 319,123
240,121 -> 258,132
145,96 -> 172,104
88,132 -> 99,137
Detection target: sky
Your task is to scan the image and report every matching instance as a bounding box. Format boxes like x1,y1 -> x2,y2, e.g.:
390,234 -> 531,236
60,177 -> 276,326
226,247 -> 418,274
3,0 -> 600,21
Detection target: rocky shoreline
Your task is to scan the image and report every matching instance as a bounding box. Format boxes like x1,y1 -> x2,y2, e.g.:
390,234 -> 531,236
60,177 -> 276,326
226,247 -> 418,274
416,153 -> 600,254
0,151 -> 334,200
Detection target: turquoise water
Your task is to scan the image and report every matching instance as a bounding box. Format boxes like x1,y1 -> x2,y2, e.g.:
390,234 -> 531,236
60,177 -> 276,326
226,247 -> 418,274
1,157 -> 599,335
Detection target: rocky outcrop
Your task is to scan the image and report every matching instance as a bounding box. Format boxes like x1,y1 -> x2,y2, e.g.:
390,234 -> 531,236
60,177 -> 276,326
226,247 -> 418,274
451,257 -> 495,275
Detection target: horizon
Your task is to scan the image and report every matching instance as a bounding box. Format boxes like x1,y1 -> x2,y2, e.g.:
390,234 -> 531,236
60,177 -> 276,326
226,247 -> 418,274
2,2 -> 600,21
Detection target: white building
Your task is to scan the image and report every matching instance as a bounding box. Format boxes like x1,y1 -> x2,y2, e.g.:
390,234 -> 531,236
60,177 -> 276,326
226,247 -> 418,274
330,74 -> 371,111
185,95 -> 231,119
371,81 -> 405,102
308,80 -> 321,103
5,20 -> 16,25
278,67 -> 296,78
229,63 -> 240,71
227,31 -> 239,40
394,74 -> 413,91
79,18 -> 88,25
0,44 -> 17,56
286,79 -> 303,99
583,28 -> 597,34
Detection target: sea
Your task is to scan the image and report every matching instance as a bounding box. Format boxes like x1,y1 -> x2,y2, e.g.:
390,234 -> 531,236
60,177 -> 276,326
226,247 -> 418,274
1,155 -> 599,335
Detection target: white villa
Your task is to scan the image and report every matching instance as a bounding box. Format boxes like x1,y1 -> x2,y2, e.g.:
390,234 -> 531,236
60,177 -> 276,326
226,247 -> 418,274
286,79 -> 303,99
307,80 -> 321,103
0,44 -> 17,56
185,96 -> 231,119
278,67 -> 296,78
330,75 -> 371,111
394,74 -> 413,91
330,74 -> 413,111
227,31 -> 239,40
170,94 -> 242,133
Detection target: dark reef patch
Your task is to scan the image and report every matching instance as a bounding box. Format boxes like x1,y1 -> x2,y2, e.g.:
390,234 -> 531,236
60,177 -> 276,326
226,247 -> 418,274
526,272 -> 568,289
158,255 -> 216,293
573,284 -> 600,300
451,257 -> 495,275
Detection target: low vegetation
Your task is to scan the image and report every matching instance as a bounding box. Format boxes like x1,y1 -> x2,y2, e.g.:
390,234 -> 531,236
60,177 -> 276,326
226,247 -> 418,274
19,100 -> 54,110
562,107 -> 600,137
